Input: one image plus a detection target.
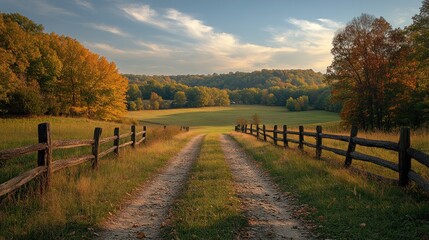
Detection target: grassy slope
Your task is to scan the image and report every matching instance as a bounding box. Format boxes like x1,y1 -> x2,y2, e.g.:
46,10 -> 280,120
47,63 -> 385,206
230,132 -> 429,240
127,105 -> 340,132
162,134 -> 247,239
0,116 -> 194,239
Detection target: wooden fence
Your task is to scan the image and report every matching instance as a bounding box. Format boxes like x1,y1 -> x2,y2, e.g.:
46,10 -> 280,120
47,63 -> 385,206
0,123 -> 148,198
235,124 -> 429,192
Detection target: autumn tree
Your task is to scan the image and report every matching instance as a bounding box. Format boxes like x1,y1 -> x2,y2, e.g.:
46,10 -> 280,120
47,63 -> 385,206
408,0 -> 429,125
150,92 -> 163,110
173,91 -> 187,107
326,14 -> 414,129
0,13 -> 127,120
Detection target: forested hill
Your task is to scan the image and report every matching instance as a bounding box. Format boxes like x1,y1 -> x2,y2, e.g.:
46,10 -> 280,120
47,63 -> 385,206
124,69 -> 324,90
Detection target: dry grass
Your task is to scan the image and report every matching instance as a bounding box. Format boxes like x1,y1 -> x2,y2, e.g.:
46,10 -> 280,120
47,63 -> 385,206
0,116 -> 193,239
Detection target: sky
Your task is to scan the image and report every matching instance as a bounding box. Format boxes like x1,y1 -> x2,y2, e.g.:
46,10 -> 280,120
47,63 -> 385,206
0,0 -> 423,75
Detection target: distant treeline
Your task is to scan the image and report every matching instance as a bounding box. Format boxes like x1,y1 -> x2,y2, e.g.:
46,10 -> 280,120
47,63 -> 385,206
0,13 -> 127,120
125,71 -> 340,112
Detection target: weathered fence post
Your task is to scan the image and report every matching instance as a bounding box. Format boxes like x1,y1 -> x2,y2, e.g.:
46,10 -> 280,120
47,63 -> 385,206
273,125 -> 278,145
263,125 -> 267,141
344,126 -> 358,167
298,126 -> 304,150
283,125 -> 288,148
131,125 -> 136,148
316,125 -> 322,159
38,123 -> 52,192
256,124 -> 259,139
143,126 -> 147,142
92,127 -> 102,170
114,127 -> 120,155
245,124 -> 248,134
250,124 -> 253,135
241,124 -> 245,133
398,127 -> 411,186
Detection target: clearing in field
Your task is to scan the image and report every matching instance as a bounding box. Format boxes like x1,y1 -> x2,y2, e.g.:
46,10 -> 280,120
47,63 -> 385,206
127,105 -> 340,132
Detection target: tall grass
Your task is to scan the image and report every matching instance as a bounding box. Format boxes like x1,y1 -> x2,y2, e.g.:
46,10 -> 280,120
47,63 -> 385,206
259,123 -> 429,184
230,132 -> 429,240
0,116 -> 193,239
162,134 -> 247,239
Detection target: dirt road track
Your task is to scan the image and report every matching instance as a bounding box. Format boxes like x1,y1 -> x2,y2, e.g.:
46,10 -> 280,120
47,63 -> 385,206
98,135 -> 204,240
221,134 -> 311,240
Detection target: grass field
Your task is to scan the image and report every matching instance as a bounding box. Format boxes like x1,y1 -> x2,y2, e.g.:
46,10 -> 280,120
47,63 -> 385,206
1,106 -> 428,239
127,105 -> 340,133
0,116 -> 194,239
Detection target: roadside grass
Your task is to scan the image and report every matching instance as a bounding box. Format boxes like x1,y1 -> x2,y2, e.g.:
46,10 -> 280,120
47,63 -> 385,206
230,132 -> 429,240
259,124 -> 429,183
162,134 -> 247,239
0,116 -> 193,239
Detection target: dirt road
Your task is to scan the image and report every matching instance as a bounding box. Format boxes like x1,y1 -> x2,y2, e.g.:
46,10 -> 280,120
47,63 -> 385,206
98,135 -> 204,240
221,134 -> 310,239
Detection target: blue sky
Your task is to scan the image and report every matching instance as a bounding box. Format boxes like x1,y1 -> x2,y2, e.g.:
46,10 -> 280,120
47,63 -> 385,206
0,0 -> 422,75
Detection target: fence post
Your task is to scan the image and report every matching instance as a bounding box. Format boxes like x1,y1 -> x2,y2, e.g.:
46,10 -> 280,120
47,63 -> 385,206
398,127 -> 411,186
92,127 -> 102,170
143,126 -> 147,142
344,126 -> 358,167
241,124 -> 245,133
263,125 -> 267,141
114,127 -> 120,155
38,123 -> 52,192
298,126 -> 304,150
273,125 -> 278,145
250,124 -> 253,135
131,125 -> 136,148
283,125 -> 288,148
256,124 -> 259,139
245,124 -> 247,133
316,126 -> 322,159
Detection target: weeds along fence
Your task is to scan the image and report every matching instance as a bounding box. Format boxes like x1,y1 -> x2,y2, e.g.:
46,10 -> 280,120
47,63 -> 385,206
235,124 -> 429,192
0,123 -> 156,198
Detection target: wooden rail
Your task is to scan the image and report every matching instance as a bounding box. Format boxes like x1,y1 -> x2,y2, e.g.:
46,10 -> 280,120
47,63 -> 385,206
0,123 -> 148,198
236,124 -> 429,192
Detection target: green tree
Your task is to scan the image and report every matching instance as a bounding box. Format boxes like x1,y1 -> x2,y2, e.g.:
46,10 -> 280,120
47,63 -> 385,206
173,91 -> 187,107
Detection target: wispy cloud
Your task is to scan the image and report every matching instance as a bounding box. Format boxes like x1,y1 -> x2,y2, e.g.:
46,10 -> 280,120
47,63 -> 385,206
85,42 -> 126,54
121,4 -> 168,29
119,4 -> 343,73
33,0 -> 76,16
75,0 -> 92,9
90,23 -> 129,37
121,4 -> 299,72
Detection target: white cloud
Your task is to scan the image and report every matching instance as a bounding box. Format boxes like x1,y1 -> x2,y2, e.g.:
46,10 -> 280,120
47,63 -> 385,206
120,4 -> 343,73
90,23 -> 129,37
75,0 -> 92,9
271,18 -> 343,55
121,4 -> 168,29
85,42 -> 126,54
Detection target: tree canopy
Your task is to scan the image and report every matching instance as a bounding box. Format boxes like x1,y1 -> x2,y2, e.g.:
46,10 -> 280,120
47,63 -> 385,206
0,13 -> 127,120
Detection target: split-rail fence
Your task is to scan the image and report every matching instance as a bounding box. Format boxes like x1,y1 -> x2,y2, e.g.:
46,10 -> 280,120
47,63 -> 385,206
235,124 -> 429,192
0,123 -> 148,198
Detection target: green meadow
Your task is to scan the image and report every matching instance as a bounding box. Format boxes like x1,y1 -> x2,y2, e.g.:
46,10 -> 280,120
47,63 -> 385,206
127,105 -> 340,132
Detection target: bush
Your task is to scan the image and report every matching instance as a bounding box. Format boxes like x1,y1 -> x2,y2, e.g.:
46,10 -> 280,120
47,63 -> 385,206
7,88 -> 45,115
